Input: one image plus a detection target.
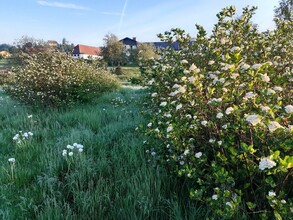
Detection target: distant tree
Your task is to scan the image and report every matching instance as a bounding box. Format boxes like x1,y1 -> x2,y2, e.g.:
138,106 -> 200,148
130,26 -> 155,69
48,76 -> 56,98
274,0 -> 293,21
0,44 -> 16,53
14,35 -> 48,54
137,43 -> 158,61
102,33 -> 123,66
58,38 -> 74,53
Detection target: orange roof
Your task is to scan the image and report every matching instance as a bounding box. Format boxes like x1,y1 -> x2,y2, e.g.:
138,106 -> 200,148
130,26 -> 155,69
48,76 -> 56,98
73,44 -> 101,56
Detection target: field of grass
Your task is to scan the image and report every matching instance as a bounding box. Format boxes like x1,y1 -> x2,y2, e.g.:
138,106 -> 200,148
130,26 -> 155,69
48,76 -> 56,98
0,87 -> 209,219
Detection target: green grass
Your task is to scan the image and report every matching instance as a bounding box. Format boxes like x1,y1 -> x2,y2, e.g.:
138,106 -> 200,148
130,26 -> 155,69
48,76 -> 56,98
0,87 -> 208,219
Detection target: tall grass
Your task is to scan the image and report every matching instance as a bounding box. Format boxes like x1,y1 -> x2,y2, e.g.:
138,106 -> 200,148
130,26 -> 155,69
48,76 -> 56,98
0,87 -> 208,220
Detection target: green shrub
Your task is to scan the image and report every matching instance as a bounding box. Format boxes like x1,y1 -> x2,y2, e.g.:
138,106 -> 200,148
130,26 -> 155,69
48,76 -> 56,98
5,52 -> 120,107
141,6 -> 292,219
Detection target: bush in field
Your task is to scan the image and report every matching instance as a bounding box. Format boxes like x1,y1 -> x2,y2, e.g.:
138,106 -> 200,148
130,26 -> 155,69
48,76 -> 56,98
5,52 -> 120,107
141,6 -> 292,219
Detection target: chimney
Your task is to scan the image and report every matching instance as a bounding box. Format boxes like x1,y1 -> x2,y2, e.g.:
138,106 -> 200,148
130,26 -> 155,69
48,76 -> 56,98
133,37 -> 136,41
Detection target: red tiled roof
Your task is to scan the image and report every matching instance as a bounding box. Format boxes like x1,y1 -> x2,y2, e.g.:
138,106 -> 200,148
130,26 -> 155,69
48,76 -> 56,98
73,44 -> 101,56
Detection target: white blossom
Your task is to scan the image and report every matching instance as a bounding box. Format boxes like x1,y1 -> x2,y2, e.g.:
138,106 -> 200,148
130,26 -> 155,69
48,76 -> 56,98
246,114 -> 261,126
260,105 -> 270,112
167,125 -> 173,133
273,86 -> 283,92
261,74 -> 270,82
252,63 -> 262,69
68,152 -> 74,156
268,121 -> 283,132
160,102 -> 167,107
181,59 -> 188,64
285,105 -> 293,114
268,191 -> 276,197
147,123 -> 152,127
8,158 -> 16,163
216,112 -> 224,119
212,194 -> 218,200
244,91 -> 256,99
151,93 -> 157,97
225,107 -> 234,115
195,152 -> 203,158
201,121 -> 208,126
259,158 -> 277,170
176,104 -> 183,110
208,60 -> 215,65
267,88 -> 276,95
240,64 -> 250,70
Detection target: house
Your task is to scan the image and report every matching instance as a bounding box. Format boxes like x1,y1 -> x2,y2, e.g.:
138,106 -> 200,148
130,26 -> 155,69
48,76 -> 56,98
0,50 -> 11,58
120,37 -> 138,50
72,44 -> 102,59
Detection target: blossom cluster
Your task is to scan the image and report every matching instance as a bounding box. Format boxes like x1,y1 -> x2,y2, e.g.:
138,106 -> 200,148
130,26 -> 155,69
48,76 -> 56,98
13,131 -> 33,144
62,143 -> 84,157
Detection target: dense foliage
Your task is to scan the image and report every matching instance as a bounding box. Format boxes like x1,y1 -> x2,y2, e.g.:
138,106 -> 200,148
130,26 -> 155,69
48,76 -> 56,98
5,52 -> 120,107
141,6 -> 292,219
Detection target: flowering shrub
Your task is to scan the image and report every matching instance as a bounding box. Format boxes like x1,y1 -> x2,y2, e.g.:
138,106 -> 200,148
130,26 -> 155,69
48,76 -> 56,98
141,6 -> 292,219
5,52 -> 120,107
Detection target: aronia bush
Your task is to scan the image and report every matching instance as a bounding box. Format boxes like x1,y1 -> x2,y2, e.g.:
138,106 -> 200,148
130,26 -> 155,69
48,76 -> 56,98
141,6 -> 292,219
5,52 -> 120,107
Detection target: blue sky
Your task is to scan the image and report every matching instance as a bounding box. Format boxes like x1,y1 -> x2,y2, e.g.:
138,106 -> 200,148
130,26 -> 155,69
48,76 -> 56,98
0,0 -> 279,46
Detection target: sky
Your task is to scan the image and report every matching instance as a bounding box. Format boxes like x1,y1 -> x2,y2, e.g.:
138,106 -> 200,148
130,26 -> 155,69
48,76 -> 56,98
0,0 -> 280,47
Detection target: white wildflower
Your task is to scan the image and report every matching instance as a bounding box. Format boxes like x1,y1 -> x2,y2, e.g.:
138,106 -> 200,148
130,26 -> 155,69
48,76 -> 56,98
8,158 -> 16,163
68,152 -> 74,156
151,93 -> 157,97
268,191 -> 276,197
147,123 -> 152,127
208,60 -> 215,65
189,63 -> 197,71
180,161 -> 185,165
62,150 -> 67,156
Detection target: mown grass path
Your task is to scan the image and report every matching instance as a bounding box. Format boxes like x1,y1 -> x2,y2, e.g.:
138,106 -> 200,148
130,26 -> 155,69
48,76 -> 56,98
0,87 -> 205,220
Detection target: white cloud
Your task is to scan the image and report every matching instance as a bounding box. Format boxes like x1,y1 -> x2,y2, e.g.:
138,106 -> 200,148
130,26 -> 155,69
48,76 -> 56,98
37,0 -> 90,10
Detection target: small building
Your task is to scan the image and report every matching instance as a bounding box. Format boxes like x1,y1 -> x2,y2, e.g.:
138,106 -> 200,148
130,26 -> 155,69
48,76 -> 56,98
72,44 -> 102,59
0,50 -> 11,58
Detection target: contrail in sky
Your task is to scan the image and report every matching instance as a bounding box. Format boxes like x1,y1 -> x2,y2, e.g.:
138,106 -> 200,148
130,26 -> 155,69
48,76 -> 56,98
119,0 -> 128,32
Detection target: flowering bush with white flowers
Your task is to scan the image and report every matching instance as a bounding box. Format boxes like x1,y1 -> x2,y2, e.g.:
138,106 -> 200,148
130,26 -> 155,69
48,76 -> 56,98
5,52 -> 120,107
141,6 -> 292,219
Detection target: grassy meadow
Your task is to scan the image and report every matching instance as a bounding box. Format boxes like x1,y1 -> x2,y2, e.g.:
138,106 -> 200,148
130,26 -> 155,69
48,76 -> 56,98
0,86 -> 209,219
